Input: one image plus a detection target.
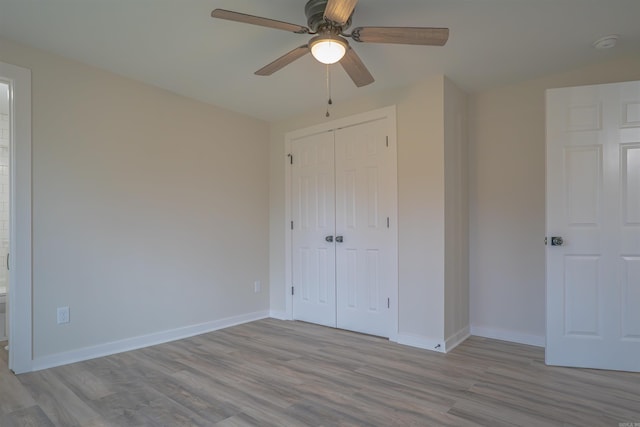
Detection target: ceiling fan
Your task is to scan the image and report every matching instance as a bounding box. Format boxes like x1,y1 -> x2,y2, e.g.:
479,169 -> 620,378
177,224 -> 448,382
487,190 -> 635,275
211,0 -> 449,87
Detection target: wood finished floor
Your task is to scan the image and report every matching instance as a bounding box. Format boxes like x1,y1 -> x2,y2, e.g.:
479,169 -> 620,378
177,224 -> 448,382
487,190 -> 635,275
0,319 -> 639,426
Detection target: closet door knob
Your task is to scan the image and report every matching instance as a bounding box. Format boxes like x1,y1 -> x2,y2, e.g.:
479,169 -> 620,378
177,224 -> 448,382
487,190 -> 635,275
335,236 -> 344,243
325,235 -> 334,243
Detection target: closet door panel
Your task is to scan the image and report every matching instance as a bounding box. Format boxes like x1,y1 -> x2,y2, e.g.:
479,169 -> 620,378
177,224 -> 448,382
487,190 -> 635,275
335,119 -> 393,337
291,131 -> 337,327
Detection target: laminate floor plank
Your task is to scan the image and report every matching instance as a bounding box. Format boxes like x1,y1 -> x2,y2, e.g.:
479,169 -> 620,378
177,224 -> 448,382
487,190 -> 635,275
53,363 -> 115,402
17,370 -> 102,427
0,405 -> 56,427
0,364 -> 37,414
176,357 -> 302,411
171,367 -> 299,417
448,397 -> 560,427
478,364 -> 640,421
212,412 -> 270,427
1,319 -> 639,426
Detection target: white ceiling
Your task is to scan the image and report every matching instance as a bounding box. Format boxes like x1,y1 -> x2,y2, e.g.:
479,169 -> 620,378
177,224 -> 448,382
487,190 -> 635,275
0,0 -> 638,121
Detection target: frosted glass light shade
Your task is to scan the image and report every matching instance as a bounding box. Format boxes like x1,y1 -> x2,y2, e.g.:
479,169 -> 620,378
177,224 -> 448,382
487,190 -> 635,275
310,36 -> 347,64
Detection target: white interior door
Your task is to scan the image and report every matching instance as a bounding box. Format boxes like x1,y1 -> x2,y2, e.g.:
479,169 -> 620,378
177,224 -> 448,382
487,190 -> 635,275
335,120 -> 395,337
291,131 -> 336,327
546,80 -> 640,372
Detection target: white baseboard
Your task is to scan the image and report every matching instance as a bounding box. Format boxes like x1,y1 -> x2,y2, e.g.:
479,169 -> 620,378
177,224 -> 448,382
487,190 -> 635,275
396,326 -> 471,354
471,325 -> 545,348
31,310 -> 270,371
396,332 -> 446,353
269,310 -> 289,321
445,325 -> 471,352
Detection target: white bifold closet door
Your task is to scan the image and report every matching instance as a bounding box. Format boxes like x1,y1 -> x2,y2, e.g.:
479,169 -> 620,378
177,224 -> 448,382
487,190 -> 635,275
291,118 -> 395,338
291,130 -> 336,328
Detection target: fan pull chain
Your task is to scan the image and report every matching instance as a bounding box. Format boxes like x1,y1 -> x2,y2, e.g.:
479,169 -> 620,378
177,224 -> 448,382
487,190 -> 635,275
326,64 -> 333,117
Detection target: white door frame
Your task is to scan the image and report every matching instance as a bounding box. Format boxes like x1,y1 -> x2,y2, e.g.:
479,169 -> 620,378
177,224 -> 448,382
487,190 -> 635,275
0,61 -> 33,374
284,105 -> 398,341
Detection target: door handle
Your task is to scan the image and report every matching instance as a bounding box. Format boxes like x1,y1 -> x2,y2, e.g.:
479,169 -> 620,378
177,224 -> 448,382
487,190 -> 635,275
325,235 -> 334,243
335,236 -> 344,243
551,236 -> 564,246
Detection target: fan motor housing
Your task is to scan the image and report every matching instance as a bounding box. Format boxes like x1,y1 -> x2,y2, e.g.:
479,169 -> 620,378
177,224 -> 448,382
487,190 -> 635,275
305,0 -> 352,32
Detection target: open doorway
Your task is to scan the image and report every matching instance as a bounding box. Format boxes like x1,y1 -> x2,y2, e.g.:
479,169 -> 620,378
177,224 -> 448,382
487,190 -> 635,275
0,82 -> 7,346
0,60 -> 32,374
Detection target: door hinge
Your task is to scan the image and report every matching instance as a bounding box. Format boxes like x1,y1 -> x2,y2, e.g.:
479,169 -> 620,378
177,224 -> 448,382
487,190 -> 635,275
291,286 -> 295,296
387,217 -> 390,228
386,136 -> 389,147
287,153 -> 293,165
387,297 -> 390,308
291,221 -> 294,230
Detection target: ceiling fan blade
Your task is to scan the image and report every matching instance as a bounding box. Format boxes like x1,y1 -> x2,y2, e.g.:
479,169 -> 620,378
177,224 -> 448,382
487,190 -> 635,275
211,9 -> 309,34
351,27 -> 449,46
340,47 -> 374,87
324,0 -> 358,25
255,45 -> 311,76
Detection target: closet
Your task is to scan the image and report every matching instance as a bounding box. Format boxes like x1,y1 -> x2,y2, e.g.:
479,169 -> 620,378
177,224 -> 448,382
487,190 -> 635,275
281,78 -> 469,352
288,107 -> 397,338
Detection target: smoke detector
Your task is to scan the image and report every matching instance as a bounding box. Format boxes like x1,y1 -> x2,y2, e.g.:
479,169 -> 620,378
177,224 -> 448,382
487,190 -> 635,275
592,35 -> 619,49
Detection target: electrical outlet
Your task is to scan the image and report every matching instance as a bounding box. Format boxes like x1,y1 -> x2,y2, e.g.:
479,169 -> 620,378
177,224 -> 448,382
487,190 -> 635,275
254,280 -> 262,293
57,306 -> 70,324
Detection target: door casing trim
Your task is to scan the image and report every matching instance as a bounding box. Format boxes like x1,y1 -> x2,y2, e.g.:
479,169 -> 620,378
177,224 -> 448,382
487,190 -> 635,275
0,60 -> 33,374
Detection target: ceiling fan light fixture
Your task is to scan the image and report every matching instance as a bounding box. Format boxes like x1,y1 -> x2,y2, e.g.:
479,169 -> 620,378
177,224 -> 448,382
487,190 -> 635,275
211,3 -> 450,88
310,34 -> 348,64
